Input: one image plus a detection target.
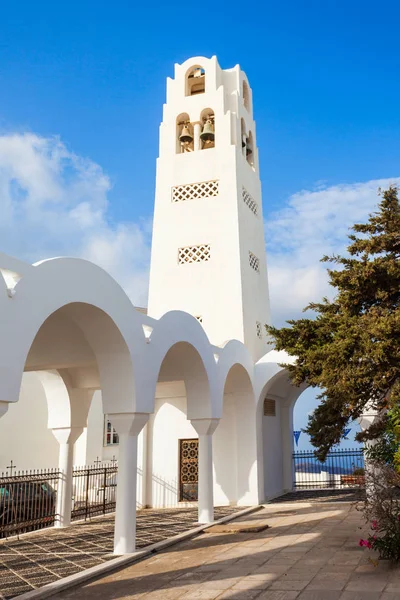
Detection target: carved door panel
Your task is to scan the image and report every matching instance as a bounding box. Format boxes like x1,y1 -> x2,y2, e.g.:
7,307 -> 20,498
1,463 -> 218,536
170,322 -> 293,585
179,439 -> 198,501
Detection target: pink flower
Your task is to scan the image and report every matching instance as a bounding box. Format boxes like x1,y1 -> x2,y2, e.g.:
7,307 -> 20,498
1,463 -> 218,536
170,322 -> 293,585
359,538 -> 373,548
371,520 -> 378,530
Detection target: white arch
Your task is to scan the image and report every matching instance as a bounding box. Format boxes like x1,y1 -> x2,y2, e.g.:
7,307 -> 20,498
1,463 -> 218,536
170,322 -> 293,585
215,340 -> 255,415
148,311 -> 218,420
214,345 -> 259,505
0,257 -> 151,415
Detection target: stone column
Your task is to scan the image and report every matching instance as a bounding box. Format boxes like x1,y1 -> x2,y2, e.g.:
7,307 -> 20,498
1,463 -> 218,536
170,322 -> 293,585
110,412 -> 149,555
191,418 -> 219,524
52,427 -> 83,528
193,122 -> 201,151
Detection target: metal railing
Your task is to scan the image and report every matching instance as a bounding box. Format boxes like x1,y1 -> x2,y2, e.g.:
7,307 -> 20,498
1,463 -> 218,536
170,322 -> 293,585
293,448 -> 365,490
71,463 -> 118,521
0,462 -> 119,538
0,468 -> 60,537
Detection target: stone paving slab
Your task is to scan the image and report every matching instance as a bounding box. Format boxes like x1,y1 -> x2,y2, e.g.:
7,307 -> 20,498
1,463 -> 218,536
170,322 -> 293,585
206,522 -> 270,534
52,501 -> 400,600
0,506 -> 240,599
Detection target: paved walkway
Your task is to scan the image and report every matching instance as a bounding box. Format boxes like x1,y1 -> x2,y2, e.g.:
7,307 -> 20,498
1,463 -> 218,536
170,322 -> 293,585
55,501 -> 400,600
0,507 -> 239,599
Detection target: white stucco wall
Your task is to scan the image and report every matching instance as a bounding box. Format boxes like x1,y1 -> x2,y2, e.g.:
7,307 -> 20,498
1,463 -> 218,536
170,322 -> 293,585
263,400 -> 284,499
147,56 -> 271,362
0,381 -> 122,472
149,395 -> 197,508
0,372 -> 60,471
213,394 -> 237,505
85,391 -> 122,465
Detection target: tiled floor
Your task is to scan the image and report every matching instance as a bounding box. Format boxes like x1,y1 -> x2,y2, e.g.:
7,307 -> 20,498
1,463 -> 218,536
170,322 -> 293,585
55,502 -> 400,600
0,506 -> 239,599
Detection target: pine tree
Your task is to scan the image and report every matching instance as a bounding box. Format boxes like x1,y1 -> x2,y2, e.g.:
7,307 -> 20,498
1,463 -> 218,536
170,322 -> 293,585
266,186 -> 400,460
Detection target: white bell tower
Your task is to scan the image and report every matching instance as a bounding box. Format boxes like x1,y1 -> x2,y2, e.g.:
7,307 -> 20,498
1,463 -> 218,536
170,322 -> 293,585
148,56 -> 271,361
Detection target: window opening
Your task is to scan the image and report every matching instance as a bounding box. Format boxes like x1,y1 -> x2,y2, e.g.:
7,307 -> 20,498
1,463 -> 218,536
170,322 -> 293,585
172,180 -> 219,202
186,67 -> 206,96
246,131 -> 254,166
178,244 -> 211,264
104,416 -> 119,446
264,398 -> 276,417
242,188 -> 258,215
243,80 -> 250,111
249,251 -> 260,273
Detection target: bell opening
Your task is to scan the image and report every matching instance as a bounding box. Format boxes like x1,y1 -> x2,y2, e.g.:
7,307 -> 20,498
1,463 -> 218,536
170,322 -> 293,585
246,131 -> 254,166
186,66 -> 206,96
200,115 -> 215,149
176,114 -> 194,153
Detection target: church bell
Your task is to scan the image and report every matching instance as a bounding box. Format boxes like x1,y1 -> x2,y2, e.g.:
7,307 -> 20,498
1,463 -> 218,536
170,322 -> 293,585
200,120 -> 215,142
179,125 -> 193,144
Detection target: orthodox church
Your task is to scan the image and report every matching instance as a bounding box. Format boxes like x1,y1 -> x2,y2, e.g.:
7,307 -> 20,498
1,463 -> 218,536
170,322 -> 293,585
0,56 -> 310,554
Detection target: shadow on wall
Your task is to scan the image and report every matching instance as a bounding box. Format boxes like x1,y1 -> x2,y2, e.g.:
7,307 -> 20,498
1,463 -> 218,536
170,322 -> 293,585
151,473 -> 179,508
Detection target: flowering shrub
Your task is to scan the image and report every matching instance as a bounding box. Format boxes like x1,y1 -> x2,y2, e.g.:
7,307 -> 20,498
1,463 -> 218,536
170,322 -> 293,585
358,461 -> 400,563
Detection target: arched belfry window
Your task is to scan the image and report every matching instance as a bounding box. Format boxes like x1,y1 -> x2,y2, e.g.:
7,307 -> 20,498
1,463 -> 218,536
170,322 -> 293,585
176,113 -> 194,153
241,118 -> 247,157
242,80 -> 250,111
186,66 -> 206,96
246,131 -> 254,167
200,108 -> 215,150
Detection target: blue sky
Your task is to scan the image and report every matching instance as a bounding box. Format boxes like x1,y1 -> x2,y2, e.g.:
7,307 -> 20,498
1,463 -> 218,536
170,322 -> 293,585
1,1 -> 398,444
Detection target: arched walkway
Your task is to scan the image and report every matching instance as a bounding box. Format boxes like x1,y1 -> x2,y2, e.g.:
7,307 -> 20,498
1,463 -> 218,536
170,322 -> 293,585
214,363 -> 258,506
145,314 -> 219,523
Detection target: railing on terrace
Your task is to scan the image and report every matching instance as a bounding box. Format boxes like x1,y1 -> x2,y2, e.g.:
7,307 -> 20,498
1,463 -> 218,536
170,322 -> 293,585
0,462 -> 119,538
71,463 -> 118,521
0,468 -> 60,537
293,448 -> 365,490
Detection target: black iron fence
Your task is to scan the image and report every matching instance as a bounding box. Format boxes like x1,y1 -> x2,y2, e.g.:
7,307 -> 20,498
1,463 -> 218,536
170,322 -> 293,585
0,462 -> 119,538
71,463 -> 118,521
0,468 -> 60,537
293,448 -> 365,490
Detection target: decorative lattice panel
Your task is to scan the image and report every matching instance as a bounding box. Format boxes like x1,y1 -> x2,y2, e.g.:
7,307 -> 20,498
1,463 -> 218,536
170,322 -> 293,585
172,180 -> 219,202
249,251 -> 260,273
256,321 -> 262,339
264,398 -> 276,417
242,188 -> 258,215
179,439 -> 198,501
178,244 -> 211,265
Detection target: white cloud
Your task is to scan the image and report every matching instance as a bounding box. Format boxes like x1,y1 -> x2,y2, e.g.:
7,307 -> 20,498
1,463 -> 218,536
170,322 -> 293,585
0,133 -> 151,306
0,132 -> 398,326
266,177 -> 400,325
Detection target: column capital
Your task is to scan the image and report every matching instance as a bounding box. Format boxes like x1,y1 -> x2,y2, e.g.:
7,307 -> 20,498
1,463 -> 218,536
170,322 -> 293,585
108,412 -> 149,437
51,426 -> 83,445
191,418 -> 219,436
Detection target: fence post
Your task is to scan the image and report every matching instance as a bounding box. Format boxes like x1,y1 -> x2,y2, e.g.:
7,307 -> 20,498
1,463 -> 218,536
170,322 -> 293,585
52,427 -> 83,528
102,466 -> 107,515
